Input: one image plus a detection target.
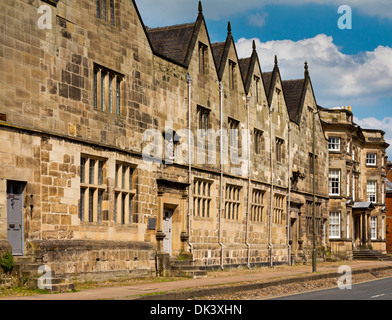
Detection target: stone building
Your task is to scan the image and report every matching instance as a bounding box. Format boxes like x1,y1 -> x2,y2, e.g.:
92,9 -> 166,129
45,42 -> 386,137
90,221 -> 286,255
319,106 -> 389,259
0,0 -> 386,282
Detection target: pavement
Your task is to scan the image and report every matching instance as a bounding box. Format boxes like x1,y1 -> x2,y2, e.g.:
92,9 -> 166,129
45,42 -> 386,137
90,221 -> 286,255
2,260 -> 392,300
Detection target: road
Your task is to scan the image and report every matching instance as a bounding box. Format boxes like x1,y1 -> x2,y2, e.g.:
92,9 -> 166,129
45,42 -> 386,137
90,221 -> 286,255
268,276 -> 392,300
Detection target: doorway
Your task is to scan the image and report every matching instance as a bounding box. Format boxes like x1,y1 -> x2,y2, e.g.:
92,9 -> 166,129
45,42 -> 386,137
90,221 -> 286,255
163,209 -> 173,255
6,181 -> 25,256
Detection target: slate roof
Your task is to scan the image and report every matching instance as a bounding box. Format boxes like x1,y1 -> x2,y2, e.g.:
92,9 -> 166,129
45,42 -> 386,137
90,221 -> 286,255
239,57 -> 251,84
262,72 -> 273,94
387,178 -> 392,194
282,79 -> 306,124
146,23 -> 196,65
211,42 -> 225,69
352,202 -> 375,209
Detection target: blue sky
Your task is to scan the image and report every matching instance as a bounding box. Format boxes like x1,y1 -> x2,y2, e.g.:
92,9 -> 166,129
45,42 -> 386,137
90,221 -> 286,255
136,0 -> 392,159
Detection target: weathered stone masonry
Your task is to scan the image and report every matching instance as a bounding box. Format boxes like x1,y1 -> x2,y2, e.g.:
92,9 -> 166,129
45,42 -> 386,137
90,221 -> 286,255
0,0 -> 388,281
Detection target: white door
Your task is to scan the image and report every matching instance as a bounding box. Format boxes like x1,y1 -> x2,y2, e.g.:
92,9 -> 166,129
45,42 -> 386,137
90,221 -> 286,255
7,181 -> 24,256
163,209 -> 173,255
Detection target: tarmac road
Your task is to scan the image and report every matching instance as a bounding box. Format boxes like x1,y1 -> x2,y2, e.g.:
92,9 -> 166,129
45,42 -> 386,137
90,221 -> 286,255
268,276 -> 392,300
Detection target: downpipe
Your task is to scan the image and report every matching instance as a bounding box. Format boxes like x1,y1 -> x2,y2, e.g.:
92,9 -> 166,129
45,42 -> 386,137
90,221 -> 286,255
187,74 -> 194,255
219,81 -> 224,270
246,95 -> 251,269
268,107 -> 273,268
287,122 -> 292,266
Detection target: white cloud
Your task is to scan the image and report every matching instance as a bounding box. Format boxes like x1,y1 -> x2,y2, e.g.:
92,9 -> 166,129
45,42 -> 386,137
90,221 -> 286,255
247,12 -> 268,27
236,35 -> 392,108
236,35 -> 392,157
354,117 -> 392,158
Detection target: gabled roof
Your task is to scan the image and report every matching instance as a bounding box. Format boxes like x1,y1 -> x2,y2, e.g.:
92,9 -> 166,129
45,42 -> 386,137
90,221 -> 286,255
282,79 -> 306,123
282,62 -> 323,129
211,42 -> 226,71
263,56 -> 286,107
238,40 -> 268,98
210,22 -> 245,88
145,1 -> 214,69
211,22 -> 234,81
146,23 -> 196,66
262,72 -> 273,97
239,57 -> 251,84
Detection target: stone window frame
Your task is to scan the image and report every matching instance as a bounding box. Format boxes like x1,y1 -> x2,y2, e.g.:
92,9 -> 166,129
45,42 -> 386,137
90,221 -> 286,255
229,60 -> 236,91
197,105 -> 210,137
251,189 -> 265,223
228,117 -> 240,149
254,128 -> 263,155
382,181 -> 385,204
273,194 -> 285,224
275,137 -> 284,163
93,63 -> 123,115
225,184 -> 242,220
371,216 -> 377,240
366,153 -> 377,167
305,201 -> 322,236
329,212 -> 341,239
114,162 -> 137,225
329,169 -> 340,196
96,0 -> 116,26
198,42 -> 208,75
80,155 -> 108,223
193,179 -> 213,218
254,75 -> 261,104
367,180 -> 377,203
328,136 -> 341,151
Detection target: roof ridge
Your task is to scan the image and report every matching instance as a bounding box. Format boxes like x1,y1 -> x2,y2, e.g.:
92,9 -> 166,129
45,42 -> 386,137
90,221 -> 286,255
146,22 -> 195,32
282,78 -> 305,83
211,41 -> 225,46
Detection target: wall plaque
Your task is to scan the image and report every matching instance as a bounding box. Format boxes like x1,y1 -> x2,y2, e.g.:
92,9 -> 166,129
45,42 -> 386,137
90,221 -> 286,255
148,218 -> 156,230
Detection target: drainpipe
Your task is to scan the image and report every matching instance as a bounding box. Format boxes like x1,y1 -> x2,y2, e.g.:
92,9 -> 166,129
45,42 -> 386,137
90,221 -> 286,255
287,122 -> 292,266
219,81 -> 224,270
268,107 -> 274,268
187,74 -> 193,255
246,94 -> 251,269
312,110 -> 317,273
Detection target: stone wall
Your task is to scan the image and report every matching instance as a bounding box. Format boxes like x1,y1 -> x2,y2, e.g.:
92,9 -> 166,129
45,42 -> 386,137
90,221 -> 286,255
26,240 -> 155,281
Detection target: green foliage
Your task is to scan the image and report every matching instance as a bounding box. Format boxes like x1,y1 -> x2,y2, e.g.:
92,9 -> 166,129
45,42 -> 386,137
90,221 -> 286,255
0,252 -> 14,274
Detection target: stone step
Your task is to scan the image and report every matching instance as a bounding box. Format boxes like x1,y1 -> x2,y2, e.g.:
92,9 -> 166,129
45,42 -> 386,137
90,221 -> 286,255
170,264 -> 200,271
13,256 -> 36,264
14,263 -> 43,272
170,260 -> 195,267
353,250 -> 392,261
179,270 -> 207,279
